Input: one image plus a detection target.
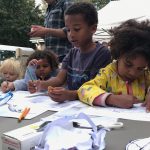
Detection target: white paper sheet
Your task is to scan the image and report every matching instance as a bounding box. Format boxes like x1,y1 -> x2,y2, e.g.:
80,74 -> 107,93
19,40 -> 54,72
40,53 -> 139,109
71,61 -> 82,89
0,91 -> 81,119
0,103 -> 46,119
82,104 -> 150,121
126,137 -> 150,150
10,91 -> 81,111
41,107 -> 119,129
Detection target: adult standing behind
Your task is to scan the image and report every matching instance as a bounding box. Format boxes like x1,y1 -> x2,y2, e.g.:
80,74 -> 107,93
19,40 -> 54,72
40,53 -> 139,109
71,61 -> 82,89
29,0 -> 74,62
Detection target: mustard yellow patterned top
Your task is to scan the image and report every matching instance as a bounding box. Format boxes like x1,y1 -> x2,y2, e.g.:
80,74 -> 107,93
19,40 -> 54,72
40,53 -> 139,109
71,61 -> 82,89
78,61 -> 150,106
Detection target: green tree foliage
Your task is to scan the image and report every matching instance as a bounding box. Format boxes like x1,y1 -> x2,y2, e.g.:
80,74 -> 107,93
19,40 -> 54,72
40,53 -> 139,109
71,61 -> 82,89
75,0 -> 111,10
0,0 -> 44,47
91,0 -> 111,10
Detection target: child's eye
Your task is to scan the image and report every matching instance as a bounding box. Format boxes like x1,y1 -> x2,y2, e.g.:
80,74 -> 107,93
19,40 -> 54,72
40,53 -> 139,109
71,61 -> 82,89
124,58 -> 133,68
9,73 -> 15,76
125,63 -> 132,68
42,65 -> 50,68
74,28 -> 80,32
36,64 -> 50,69
137,67 -> 146,72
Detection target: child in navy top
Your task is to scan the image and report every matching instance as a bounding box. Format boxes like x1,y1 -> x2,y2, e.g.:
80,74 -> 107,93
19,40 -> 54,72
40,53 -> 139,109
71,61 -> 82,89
28,2 -> 111,102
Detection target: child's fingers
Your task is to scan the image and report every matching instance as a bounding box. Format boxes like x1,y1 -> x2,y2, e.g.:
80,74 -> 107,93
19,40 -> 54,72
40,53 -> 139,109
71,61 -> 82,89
48,86 -> 54,93
7,82 -> 15,91
146,101 -> 150,112
142,101 -> 146,107
28,84 -> 37,93
1,86 -> 8,93
48,91 -> 61,96
1,81 -> 9,92
2,81 -> 8,86
53,87 -> 64,90
140,100 -> 150,113
48,86 -> 64,91
49,93 -> 61,99
48,92 -> 60,100
30,59 -> 42,66
28,80 -> 35,86
37,59 -> 43,64
144,97 -> 150,112
29,59 -> 38,66
50,89 -> 65,95
133,97 -> 141,104
48,87 -> 66,98
28,81 -> 38,92
51,97 -> 63,103
49,94 -> 65,103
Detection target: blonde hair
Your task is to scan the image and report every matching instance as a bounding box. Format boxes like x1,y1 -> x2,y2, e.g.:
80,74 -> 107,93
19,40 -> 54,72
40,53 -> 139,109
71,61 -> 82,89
0,58 -> 23,79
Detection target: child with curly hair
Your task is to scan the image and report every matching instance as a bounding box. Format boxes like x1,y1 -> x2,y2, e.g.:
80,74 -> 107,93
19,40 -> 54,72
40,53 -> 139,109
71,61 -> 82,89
78,19 -> 150,112
1,50 -> 59,92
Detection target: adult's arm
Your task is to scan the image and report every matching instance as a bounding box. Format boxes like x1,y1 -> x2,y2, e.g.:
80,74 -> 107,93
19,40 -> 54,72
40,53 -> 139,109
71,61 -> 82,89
29,25 -> 66,38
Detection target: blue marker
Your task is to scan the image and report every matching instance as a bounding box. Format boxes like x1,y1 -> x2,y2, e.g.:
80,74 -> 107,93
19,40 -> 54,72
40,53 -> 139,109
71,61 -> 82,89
0,91 -> 13,106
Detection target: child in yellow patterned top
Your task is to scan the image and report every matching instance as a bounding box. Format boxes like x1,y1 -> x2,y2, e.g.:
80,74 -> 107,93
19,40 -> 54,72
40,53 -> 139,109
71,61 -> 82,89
78,19 -> 150,112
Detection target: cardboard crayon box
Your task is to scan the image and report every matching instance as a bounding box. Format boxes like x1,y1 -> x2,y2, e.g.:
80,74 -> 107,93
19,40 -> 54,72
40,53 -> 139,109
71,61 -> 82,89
1,121 -> 43,150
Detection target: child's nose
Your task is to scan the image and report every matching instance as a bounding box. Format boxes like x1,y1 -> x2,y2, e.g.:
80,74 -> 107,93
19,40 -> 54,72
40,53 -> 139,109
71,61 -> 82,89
39,66 -> 44,70
128,69 -> 137,77
68,30 -> 75,38
5,74 -> 10,77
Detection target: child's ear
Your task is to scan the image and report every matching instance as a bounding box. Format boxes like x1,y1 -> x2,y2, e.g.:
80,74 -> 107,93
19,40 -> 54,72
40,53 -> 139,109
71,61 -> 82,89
91,24 -> 97,34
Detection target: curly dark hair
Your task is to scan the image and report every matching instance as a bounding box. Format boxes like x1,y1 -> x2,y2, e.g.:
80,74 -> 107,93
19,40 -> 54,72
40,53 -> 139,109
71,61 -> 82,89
26,49 -> 59,71
109,19 -> 150,66
65,2 -> 98,26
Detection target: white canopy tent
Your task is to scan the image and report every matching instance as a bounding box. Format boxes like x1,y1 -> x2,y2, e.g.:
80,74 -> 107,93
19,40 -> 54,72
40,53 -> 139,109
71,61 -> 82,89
0,45 -> 34,69
94,0 -> 150,42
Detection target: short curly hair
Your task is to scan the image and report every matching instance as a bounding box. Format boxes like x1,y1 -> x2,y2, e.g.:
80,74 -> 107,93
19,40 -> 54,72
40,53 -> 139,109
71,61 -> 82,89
109,19 -> 150,66
65,2 -> 98,26
26,49 -> 59,71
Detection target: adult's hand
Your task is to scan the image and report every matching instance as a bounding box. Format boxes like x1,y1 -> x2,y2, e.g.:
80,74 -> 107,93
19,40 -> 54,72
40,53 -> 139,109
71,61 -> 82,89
28,25 -> 48,37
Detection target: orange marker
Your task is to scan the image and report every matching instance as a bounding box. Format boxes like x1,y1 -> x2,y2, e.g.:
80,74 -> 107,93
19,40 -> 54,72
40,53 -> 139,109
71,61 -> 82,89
18,107 -> 30,122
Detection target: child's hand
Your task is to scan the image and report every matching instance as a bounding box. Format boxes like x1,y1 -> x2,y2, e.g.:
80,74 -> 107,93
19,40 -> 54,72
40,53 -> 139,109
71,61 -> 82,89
28,80 -> 41,93
48,86 -> 54,92
28,59 -> 38,66
142,93 -> 150,112
48,87 -> 77,102
106,94 -> 140,109
1,81 -> 15,93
